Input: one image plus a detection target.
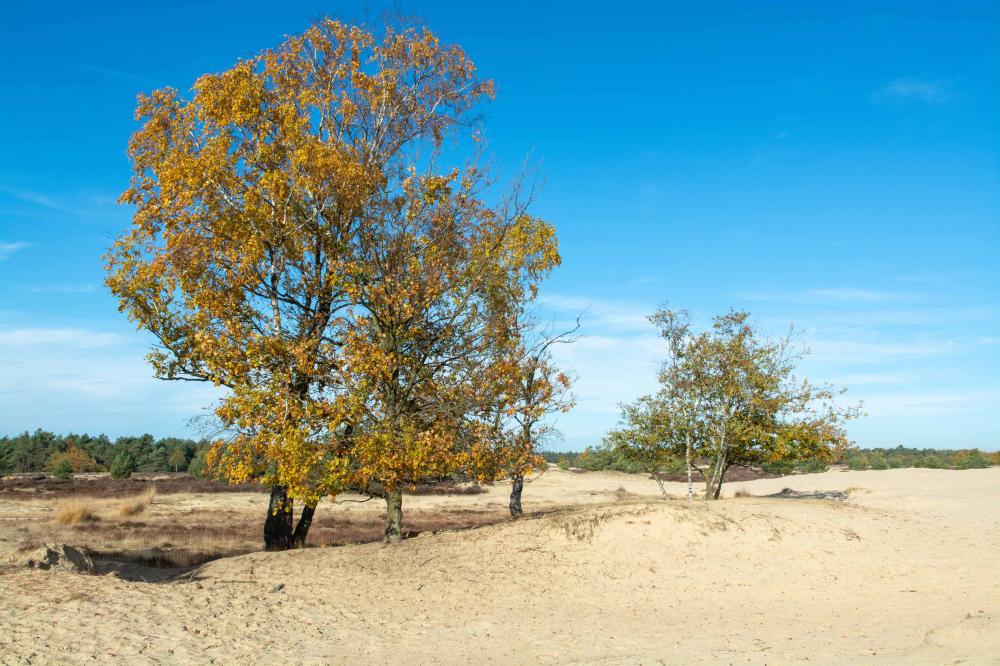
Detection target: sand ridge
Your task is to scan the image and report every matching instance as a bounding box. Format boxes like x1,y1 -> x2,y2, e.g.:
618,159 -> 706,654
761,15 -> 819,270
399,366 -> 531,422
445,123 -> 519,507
1,467 -> 998,664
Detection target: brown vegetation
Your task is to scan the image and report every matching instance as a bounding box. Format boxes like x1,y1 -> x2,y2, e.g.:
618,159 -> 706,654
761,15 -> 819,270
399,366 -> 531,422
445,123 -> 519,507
54,500 -> 101,525
118,487 -> 157,517
1,473 -> 264,500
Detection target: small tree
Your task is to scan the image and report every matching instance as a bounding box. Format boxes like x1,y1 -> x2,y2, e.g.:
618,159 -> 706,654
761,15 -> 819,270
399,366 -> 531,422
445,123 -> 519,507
608,308 -> 861,500
109,452 -> 135,480
52,458 -> 73,480
501,317 -> 576,517
46,445 -> 100,475
168,445 -> 187,473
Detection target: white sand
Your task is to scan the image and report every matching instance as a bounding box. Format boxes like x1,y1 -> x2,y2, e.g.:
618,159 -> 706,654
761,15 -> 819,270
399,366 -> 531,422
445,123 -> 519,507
1,467 -> 998,664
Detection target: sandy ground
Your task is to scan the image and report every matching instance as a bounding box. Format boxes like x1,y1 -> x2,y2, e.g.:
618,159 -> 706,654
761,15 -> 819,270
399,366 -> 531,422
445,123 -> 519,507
1,467 -> 999,665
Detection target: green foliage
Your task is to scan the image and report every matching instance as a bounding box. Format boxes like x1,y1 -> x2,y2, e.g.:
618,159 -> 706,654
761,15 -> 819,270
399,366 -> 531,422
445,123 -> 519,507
761,459 -> 796,475
109,453 -> 136,480
0,429 -> 206,475
605,307 -> 860,499
51,458 -> 73,480
543,447 -> 677,474
800,458 -> 829,473
841,446 -> 999,471
187,445 -> 212,478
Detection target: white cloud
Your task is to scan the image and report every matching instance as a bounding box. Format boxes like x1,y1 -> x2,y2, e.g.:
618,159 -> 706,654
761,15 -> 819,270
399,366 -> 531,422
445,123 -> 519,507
26,283 -> 99,294
806,339 -> 958,363
804,288 -> 912,303
0,186 -> 124,226
538,293 -> 653,332
859,390 -> 1000,419
875,78 -> 952,104
0,327 -> 124,348
0,329 -> 223,435
740,287 -> 914,304
827,372 -> 910,386
979,336 -> 1000,345
0,241 -> 32,260
547,333 -> 662,446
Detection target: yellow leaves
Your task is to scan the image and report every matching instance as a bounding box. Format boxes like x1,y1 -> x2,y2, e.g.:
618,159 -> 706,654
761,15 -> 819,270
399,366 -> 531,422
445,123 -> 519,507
108,15 -> 567,501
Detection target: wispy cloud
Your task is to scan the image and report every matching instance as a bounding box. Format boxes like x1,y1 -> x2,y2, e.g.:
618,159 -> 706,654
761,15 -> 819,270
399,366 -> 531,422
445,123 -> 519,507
827,372 -> 910,386
979,336 -> 1000,345
0,186 -> 124,226
71,62 -> 156,87
0,241 -> 32,260
0,325 -> 223,435
538,293 -> 653,332
874,78 -> 953,104
0,327 -> 124,349
26,283 -> 99,294
740,287 -> 915,305
859,390 -> 1000,419
804,288 -> 913,303
807,339 -> 958,363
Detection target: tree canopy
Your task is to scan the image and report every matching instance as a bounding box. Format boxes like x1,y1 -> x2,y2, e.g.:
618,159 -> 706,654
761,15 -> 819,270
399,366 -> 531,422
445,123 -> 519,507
106,17 -> 565,543
607,308 -> 861,499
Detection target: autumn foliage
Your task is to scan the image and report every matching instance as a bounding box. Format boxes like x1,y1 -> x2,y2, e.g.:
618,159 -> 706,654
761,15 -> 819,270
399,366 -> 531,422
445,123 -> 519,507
107,18 -> 564,544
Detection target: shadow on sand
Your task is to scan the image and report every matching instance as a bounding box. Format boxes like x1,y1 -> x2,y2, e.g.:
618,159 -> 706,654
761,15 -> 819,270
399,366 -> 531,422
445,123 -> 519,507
765,488 -> 850,501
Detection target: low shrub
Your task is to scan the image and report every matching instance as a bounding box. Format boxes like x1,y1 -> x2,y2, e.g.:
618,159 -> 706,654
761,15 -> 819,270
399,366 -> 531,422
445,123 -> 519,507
800,459 -> 829,473
761,459 -> 795,475
118,486 -> 156,517
55,500 -> 100,525
110,453 -> 135,480
51,459 -> 73,480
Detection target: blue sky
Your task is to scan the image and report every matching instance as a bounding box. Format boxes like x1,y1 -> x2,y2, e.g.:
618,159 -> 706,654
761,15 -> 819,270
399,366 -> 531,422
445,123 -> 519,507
1,1 -> 997,449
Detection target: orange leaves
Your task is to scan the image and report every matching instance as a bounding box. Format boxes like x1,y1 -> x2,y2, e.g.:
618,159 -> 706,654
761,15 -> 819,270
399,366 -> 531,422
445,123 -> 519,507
107,16 -> 566,504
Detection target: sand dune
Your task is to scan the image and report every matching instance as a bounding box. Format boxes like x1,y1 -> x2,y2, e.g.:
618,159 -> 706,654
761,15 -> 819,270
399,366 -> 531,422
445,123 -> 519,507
1,467 -> 998,664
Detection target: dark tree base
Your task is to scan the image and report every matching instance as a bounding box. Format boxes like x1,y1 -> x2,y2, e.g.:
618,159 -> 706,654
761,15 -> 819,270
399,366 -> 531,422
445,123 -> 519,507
264,485 -> 294,551
509,475 -> 524,518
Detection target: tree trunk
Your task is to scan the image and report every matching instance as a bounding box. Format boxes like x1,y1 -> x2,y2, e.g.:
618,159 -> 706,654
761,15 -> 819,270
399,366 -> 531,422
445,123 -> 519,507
264,485 -> 294,551
685,433 -> 693,502
384,488 -> 403,543
291,503 -> 316,548
509,475 -> 524,517
713,464 -> 729,499
705,454 -> 726,501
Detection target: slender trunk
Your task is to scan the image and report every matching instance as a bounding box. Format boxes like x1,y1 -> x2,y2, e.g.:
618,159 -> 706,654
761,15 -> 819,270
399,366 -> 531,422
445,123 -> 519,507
713,465 -> 729,499
509,475 -> 524,517
384,488 -> 403,543
264,485 -> 294,551
685,433 -> 693,502
652,470 -> 668,498
705,451 -> 726,501
292,503 -> 316,548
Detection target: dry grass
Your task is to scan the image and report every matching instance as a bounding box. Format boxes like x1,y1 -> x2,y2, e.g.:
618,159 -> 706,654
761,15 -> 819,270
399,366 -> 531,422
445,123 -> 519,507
733,488 -> 753,498
3,484 -> 510,570
55,500 -> 101,525
118,486 -> 156,517
0,473 -> 265,501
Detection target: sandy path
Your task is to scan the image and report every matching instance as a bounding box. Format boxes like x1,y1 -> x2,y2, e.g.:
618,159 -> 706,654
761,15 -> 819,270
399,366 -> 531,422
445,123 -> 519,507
1,467 -> 998,664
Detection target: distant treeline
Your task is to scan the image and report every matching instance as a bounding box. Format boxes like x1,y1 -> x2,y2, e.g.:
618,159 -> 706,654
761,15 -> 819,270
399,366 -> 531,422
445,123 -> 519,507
543,445 -> 999,474
4,431 -> 997,478
0,430 -> 211,477
842,446 -> 998,470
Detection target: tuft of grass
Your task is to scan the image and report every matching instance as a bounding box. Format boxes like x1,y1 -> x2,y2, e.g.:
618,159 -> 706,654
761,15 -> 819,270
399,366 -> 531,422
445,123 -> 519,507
118,486 -> 157,517
55,500 -> 101,525
733,488 -> 753,498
